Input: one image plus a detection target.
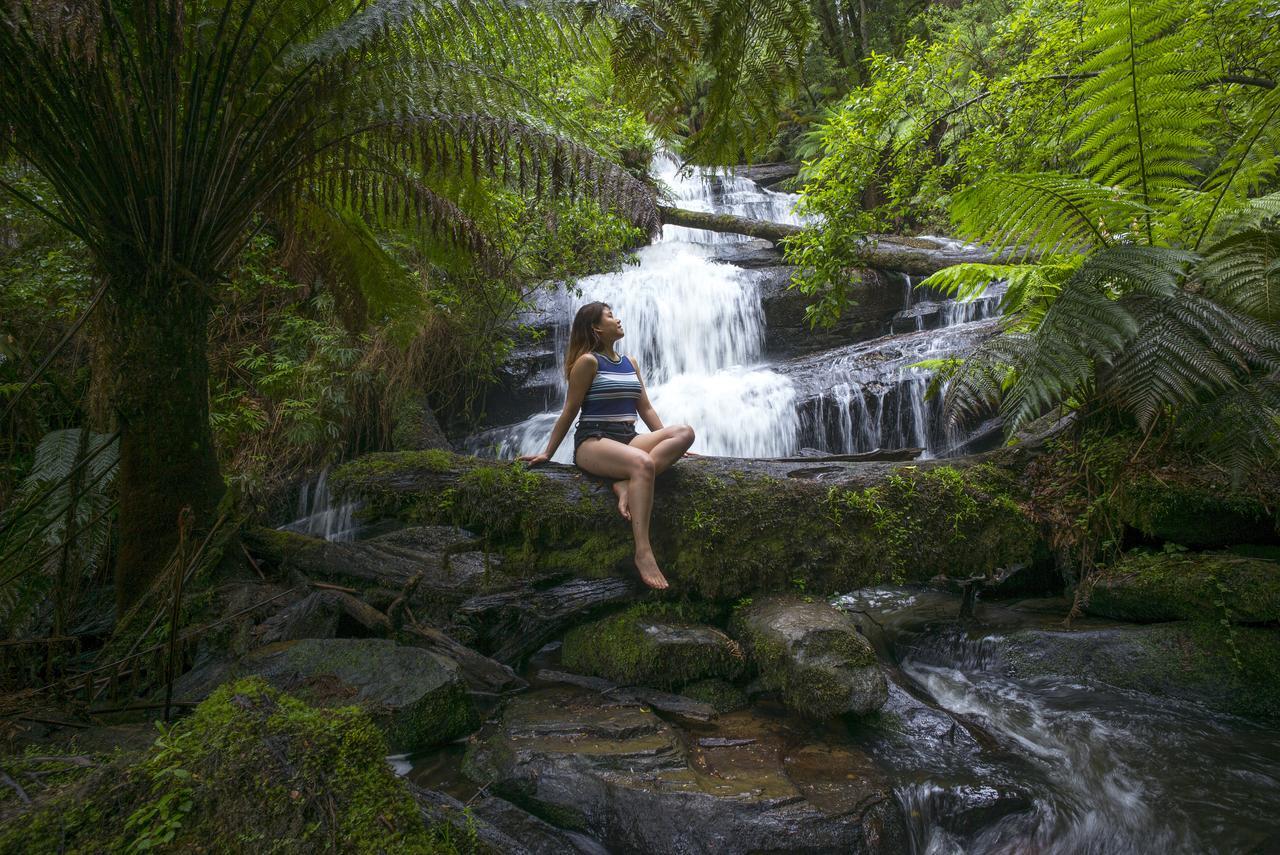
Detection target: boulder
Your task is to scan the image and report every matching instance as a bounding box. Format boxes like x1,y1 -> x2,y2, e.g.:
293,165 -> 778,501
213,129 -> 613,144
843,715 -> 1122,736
756,266 -> 906,357
560,605 -> 745,689
681,679 -> 750,714
413,785 -> 608,854
994,621 -> 1280,722
731,596 -> 888,718
1115,472 -> 1276,548
462,686 -> 908,854
1089,551 -> 1280,624
177,638 -> 477,751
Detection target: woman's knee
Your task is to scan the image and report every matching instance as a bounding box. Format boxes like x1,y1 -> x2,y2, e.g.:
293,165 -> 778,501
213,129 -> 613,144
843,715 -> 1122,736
676,424 -> 695,446
630,452 -> 656,479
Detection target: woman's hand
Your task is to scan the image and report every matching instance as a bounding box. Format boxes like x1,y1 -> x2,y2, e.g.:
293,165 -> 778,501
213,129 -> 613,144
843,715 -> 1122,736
518,452 -> 551,466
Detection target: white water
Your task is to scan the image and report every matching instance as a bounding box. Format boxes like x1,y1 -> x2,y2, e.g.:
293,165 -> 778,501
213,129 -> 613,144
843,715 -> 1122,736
278,465 -> 359,542
472,155 -> 1000,461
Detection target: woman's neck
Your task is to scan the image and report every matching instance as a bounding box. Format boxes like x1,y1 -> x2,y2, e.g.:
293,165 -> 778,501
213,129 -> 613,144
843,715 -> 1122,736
596,346 -> 621,362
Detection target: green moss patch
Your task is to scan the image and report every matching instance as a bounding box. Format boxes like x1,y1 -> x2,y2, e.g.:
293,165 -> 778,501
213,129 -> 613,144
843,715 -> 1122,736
332,452 -> 1040,601
1115,476 -> 1275,548
681,679 -> 749,713
1090,551 -> 1280,624
560,604 -> 744,690
0,678 -> 478,854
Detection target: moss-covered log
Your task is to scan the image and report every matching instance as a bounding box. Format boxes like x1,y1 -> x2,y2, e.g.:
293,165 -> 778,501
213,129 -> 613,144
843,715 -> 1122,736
331,450 -> 1042,601
1089,551 -> 1280,624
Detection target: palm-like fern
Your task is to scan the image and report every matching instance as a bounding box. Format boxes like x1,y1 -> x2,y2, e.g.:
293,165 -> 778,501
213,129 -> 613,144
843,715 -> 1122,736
920,0 -> 1280,467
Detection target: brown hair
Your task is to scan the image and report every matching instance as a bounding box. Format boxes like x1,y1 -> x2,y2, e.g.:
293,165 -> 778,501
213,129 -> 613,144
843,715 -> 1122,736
564,301 -> 609,379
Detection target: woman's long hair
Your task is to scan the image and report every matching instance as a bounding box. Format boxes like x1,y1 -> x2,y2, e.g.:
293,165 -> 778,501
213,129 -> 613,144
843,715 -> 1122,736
564,302 -> 609,379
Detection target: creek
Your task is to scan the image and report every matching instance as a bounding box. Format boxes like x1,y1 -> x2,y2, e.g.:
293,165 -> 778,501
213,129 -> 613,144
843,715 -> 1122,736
406,587 -> 1280,854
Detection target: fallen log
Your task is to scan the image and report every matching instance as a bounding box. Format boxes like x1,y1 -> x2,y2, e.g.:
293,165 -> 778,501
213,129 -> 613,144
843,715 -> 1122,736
331,449 -> 1041,602
658,204 -> 1032,275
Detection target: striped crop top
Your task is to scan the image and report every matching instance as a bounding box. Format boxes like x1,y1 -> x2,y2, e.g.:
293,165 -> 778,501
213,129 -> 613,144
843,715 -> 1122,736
579,352 -> 642,422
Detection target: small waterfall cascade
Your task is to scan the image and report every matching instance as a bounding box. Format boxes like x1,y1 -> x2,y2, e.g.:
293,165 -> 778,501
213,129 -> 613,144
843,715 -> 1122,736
278,466 -> 359,542
469,154 -> 1003,461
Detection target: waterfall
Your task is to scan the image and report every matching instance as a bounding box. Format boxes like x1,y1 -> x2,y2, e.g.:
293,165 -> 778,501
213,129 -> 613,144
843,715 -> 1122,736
279,466 -> 360,542
469,155 -> 1001,461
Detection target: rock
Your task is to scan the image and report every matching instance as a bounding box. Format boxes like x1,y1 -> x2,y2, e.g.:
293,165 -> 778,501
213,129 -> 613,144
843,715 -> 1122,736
390,391 -> 451,451
462,686 -> 907,853
413,785 -> 608,854
177,638 -> 477,751
457,577 -> 640,665
331,450 -> 1041,602
731,596 -> 888,717
711,238 -> 785,268
1115,471 -> 1276,548
757,266 -> 908,356
1089,551 -> 1280,624
370,524 -> 481,553
682,679 -> 749,713
994,621 -> 1280,722
534,669 -> 717,723
243,526 -> 511,620
732,161 -> 800,189
252,589 -> 392,645
404,624 -> 528,697
560,605 -> 745,689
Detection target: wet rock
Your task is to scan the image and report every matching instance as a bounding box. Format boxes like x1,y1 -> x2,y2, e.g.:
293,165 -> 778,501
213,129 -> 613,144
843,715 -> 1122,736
457,577 -> 639,665
757,266 -> 906,357
370,524 -> 481,553
413,785 -> 608,854
1089,551 -> 1280,624
242,526 -> 511,620
682,678 -> 750,713
252,589 -> 391,645
462,686 -> 908,853
535,668 -> 717,722
177,638 -> 476,751
404,624 -> 528,698
1114,472 -> 1275,548
732,596 -> 888,718
711,238 -> 784,268
560,605 -> 745,689
994,621 -> 1280,722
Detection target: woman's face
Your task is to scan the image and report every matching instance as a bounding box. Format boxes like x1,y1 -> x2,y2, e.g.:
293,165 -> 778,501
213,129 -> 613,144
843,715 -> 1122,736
594,306 -> 624,342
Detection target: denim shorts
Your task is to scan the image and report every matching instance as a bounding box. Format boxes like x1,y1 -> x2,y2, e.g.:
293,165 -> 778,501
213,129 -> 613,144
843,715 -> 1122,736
573,420 -> 638,464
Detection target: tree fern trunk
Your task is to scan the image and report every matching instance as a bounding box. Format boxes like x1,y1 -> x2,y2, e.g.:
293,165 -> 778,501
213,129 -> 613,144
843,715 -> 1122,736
102,278 -> 224,613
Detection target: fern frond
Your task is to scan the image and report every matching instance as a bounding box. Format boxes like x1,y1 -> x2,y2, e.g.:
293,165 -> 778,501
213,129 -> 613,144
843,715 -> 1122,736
1175,371 -> 1280,476
1199,228 -> 1280,323
1066,0 -> 1215,218
950,173 -> 1146,260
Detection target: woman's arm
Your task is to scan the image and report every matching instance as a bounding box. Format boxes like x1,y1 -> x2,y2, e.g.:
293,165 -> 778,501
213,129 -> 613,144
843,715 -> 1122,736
518,355 -> 596,465
633,360 -> 665,432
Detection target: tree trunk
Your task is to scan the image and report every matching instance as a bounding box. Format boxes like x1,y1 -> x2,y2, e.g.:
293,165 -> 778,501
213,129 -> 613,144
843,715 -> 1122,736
103,279 -> 224,613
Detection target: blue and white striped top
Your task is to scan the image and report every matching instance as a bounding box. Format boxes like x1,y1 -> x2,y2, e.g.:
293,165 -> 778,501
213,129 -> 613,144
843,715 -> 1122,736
579,352 -> 642,422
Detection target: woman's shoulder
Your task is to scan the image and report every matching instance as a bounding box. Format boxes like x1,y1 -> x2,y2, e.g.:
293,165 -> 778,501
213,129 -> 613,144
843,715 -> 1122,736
572,352 -> 601,373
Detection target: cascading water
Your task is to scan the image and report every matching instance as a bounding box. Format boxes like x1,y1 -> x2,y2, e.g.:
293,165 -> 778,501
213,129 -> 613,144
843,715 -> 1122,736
278,465 -> 359,542
469,154 -> 1000,460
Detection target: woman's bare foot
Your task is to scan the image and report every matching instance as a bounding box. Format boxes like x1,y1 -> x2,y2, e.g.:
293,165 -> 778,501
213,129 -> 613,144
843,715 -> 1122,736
611,480 -> 631,520
635,551 -> 669,590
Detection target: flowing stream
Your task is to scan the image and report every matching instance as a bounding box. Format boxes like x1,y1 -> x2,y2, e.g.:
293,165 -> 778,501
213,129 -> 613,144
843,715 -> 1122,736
835,588 -> 1280,854
468,154 -> 1000,461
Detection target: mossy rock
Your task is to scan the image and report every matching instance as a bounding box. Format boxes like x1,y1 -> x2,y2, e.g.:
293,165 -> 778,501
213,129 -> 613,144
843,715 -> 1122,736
1116,475 -> 1275,548
0,678 -> 476,854
1089,551 -> 1280,624
682,679 -> 749,713
1000,622 -> 1280,722
560,604 -> 744,690
332,451 -> 1041,601
202,638 -> 477,752
731,595 -> 887,718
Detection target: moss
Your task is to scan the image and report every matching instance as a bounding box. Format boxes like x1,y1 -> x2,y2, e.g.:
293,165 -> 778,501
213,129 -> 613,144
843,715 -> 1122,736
681,679 -> 749,713
560,603 -> 743,690
1089,550 -> 1280,624
1003,623 -> 1280,722
332,453 -> 1040,600
1115,476 -> 1274,548
0,678 -> 477,854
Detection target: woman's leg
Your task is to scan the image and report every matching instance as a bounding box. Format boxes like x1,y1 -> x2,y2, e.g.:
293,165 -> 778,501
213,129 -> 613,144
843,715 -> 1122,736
610,425 -> 696,520
575,437 -> 668,589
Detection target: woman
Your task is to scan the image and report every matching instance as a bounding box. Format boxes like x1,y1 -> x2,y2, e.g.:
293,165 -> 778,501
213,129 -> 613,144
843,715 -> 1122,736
518,302 -> 695,590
